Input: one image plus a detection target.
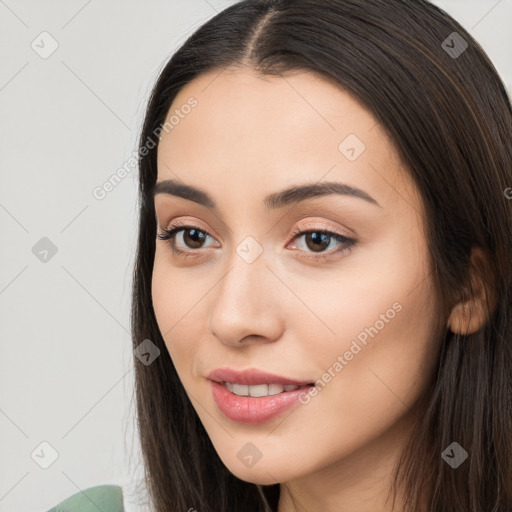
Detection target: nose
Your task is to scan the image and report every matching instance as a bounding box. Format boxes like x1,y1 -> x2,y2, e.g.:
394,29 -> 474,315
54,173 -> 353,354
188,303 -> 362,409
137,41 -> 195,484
208,249 -> 285,347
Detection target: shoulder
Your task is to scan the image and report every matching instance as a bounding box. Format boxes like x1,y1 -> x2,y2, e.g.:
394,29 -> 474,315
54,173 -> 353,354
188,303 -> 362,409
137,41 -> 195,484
45,484 -> 124,512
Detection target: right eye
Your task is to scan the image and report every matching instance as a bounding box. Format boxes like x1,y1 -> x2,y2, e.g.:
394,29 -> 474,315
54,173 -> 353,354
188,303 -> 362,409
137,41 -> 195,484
157,224 -> 217,257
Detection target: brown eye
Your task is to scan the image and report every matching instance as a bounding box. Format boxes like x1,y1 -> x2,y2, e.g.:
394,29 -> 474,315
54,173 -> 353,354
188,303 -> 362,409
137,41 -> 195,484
157,225 -> 214,255
288,227 -> 356,261
181,228 -> 208,249
303,232 -> 332,252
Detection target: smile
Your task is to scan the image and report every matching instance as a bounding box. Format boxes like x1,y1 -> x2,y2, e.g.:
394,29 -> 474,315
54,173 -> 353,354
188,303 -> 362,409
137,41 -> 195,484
210,380 -> 315,424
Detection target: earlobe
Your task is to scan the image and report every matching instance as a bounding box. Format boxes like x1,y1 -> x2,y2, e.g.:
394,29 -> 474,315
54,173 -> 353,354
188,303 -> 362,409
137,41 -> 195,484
447,301 -> 486,335
446,246 -> 497,336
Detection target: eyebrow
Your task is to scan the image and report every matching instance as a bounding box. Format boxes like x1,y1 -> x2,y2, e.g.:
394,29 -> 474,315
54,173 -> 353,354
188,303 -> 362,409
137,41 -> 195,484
152,179 -> 382,210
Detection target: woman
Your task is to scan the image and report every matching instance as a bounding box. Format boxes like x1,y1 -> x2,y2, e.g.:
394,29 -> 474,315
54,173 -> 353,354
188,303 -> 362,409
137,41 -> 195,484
49,0 -> 512,510
134,0 -> 512,510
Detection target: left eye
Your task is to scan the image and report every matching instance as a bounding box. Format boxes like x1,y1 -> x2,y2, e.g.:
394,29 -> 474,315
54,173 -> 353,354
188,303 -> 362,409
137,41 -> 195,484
290,229 -> 354,254
157,225 -> 356,259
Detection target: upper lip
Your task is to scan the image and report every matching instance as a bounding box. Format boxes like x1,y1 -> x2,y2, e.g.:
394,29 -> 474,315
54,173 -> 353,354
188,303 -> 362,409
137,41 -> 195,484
207,367 -> 314,386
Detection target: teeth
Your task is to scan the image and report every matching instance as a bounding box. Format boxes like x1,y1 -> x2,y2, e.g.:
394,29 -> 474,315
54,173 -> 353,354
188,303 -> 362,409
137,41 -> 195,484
232,383 -> 249,396
223,382 -> 301,397
269,384 -> 285,395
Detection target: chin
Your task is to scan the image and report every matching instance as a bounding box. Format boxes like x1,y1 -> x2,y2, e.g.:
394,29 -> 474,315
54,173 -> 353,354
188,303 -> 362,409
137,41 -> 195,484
228,464 -> 283,486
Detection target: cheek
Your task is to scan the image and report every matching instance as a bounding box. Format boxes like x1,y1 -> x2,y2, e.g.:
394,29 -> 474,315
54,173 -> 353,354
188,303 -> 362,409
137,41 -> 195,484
151,248 -> 202,331
151,251 -> 218,388
151,253 -> 195,363
307,279 -> 440,464
151,255 -> 172,334
283,227 -> 432,356
299,234 -> 439,435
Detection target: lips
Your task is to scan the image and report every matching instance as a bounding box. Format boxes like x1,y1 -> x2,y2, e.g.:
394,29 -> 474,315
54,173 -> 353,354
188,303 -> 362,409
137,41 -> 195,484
209,381 -> 313,423
207,367 -> 314,386
207,368 -> 316,423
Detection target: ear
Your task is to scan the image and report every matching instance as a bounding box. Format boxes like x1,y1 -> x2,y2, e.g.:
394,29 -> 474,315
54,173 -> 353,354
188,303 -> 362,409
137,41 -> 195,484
446,246 -> 497,335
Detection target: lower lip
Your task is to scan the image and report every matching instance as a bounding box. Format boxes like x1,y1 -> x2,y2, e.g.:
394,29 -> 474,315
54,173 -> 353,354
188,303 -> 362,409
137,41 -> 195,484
209,380 -> 312,424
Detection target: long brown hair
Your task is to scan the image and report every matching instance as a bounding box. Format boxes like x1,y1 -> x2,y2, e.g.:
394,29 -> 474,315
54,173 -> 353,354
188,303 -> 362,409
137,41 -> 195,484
130,1 -> 512,510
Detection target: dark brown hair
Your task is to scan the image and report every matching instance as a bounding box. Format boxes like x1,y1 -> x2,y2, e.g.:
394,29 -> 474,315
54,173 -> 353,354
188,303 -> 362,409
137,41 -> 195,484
130,1 -> 512,510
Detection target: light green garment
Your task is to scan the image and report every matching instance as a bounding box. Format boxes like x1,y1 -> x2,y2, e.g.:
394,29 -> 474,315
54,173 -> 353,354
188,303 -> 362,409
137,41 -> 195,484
45,485 -> 125,512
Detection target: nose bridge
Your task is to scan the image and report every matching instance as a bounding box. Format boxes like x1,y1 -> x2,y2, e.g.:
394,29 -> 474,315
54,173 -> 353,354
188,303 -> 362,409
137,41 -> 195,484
208,240 -> 283,345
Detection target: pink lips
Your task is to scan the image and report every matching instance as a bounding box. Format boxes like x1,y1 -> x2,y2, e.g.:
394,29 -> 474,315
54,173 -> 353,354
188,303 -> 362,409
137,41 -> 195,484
207,367 -> 314,424
207,367 -> 313,386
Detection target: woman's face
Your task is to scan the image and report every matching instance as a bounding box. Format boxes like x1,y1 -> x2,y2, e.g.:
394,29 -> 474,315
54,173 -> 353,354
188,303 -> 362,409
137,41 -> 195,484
152,66 -> 441,488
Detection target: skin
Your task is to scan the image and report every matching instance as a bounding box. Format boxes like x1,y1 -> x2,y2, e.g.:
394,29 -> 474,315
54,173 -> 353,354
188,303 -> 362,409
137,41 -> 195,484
151,66 -> 451,511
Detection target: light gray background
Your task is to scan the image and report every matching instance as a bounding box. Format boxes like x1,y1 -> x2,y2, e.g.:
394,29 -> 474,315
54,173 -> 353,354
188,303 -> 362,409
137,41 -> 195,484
0,1 -> 511,511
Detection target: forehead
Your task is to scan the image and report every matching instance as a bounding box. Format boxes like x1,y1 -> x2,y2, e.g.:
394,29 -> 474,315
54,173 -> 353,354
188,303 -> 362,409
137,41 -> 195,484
156,66 -> 417,214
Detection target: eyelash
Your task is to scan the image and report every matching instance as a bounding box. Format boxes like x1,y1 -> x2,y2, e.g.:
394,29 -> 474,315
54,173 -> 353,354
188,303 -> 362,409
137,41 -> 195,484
157,222 -> 356,261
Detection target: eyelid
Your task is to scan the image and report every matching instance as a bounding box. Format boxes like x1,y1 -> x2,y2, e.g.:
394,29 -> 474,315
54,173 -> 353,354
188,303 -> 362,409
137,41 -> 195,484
160,217 -> 219,239
290,219 -> 354,237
